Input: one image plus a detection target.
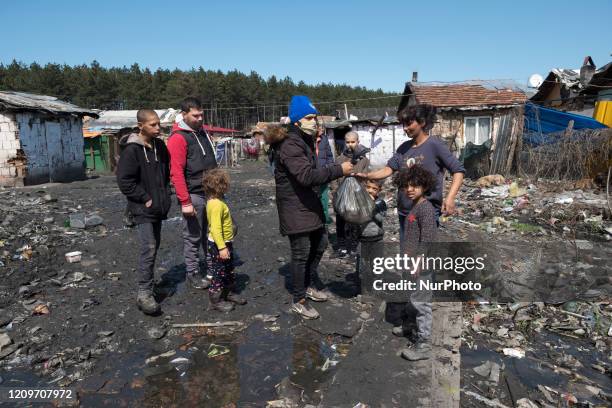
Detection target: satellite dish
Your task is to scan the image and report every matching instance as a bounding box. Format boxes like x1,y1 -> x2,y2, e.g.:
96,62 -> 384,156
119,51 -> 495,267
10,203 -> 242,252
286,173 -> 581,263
528,74 -> 544,88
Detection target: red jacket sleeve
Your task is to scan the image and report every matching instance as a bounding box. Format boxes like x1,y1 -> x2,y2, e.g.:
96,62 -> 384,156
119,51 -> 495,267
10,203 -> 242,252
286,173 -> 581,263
167,133 -> 191,206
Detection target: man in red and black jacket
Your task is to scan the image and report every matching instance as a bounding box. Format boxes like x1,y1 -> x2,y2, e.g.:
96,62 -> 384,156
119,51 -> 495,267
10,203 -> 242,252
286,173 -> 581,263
168,97 -> 218,289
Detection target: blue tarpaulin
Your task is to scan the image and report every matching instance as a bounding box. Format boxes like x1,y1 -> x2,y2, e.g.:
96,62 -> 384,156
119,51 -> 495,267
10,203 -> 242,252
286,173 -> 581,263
523,103 -> 607,146
524,103 -> 606,134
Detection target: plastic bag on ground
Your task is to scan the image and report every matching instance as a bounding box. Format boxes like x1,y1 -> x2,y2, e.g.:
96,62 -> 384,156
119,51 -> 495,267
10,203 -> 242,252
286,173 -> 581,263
333,177 -> 375,225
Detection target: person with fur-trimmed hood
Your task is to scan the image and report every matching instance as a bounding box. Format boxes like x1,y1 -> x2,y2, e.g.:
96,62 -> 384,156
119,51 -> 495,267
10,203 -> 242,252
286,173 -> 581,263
265,96 -> 353,319
117,109 -> 171,315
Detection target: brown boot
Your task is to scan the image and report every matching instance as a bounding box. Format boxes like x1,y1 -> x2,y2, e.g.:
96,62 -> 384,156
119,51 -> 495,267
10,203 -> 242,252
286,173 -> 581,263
209,291 -> 234,312
223,286 -> 247,305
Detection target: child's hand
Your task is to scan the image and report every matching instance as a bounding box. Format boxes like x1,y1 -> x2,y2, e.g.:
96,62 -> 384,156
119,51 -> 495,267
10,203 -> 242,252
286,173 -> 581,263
219,248 -> 230,260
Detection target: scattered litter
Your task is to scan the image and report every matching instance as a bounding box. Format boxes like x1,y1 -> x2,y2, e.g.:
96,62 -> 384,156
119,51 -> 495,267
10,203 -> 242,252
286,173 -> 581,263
266,399 -> 296,408
84,214 -> 104,228
145,350 -> 176,365
464,390 -> 510,408
170,357 -> 190,364
65,251 -> 82,263
481,185 -> 509,198
32,304 -> 50,315
516,398 -> 539,408
502,348 -> 525,359
172,321 -> 245,329
147,327 -> 166,340
0,333 -> 12,351
321,358 -> 339,372
207,344 -> 230,358
554,196 -> 574,204
252,314 -> 279,323
574,240 -> 593,251
69,214 -> 86,229
508,182 -> 527,198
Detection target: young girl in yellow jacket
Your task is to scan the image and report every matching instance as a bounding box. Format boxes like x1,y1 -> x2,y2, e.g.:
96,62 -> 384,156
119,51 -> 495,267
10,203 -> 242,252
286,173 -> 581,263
202,169 -> 246,312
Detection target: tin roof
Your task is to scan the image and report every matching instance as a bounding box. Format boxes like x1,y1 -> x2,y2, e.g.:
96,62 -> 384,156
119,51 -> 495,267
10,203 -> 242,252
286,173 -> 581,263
0,91 -> 98,117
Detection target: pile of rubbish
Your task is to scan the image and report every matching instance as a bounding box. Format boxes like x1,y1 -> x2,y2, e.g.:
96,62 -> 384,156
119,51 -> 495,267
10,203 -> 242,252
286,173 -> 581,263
458,175 -> 611,240
0,187 -> 113,384
462,300 -> 611,407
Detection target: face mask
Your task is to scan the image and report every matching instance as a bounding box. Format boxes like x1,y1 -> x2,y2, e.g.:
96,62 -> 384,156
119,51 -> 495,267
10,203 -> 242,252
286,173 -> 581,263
298,119 -> 318,136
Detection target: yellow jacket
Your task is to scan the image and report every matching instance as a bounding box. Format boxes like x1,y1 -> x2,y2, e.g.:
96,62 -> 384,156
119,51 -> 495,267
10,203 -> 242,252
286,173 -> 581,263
206,198 -> 235,249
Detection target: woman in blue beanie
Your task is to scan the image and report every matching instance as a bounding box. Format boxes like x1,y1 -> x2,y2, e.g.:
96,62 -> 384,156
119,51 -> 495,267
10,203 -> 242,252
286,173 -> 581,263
266,96 -> 353,319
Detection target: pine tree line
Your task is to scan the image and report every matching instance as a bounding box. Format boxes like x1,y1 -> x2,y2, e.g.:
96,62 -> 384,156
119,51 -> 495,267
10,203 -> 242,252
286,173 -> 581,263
0,60 -> 401,130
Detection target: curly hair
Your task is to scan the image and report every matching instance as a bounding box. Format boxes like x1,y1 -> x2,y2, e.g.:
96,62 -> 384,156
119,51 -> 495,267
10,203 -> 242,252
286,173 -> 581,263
397,104 -> 437,131
202,169 -> 230,199
396,165 -> 437,194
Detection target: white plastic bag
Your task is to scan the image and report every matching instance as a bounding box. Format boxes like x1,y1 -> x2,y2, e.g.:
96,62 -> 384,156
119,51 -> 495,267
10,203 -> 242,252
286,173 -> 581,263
333,177 -> 375,224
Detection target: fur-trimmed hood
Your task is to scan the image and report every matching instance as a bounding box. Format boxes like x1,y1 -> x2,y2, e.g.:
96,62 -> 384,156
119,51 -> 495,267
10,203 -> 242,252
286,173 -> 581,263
264,125 -> 288,145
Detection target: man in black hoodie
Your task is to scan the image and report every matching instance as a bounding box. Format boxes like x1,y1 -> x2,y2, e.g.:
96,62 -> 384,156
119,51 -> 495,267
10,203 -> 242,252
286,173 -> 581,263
117,109 -> 171,315
267,96 -> 353,319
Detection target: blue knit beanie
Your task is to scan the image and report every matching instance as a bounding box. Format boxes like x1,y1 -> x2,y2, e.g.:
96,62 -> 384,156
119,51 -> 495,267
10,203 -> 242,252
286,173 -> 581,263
288,95 -> 318,123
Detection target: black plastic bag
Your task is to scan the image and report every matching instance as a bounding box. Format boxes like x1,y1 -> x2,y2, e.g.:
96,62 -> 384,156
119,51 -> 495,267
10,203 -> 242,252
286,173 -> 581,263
333,177 -> 375,224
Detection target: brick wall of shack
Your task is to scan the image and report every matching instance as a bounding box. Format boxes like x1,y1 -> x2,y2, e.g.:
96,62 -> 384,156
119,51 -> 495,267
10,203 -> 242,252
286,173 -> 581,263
0,110 -> 86,186
0,112 -> 24,186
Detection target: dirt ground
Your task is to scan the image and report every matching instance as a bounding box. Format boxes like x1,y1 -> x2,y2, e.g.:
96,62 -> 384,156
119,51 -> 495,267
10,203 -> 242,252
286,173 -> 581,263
0,160 -> 610,407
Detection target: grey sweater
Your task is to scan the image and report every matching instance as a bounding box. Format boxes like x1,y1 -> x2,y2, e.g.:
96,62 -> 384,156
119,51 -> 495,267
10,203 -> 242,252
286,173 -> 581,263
401,199 -> 437,255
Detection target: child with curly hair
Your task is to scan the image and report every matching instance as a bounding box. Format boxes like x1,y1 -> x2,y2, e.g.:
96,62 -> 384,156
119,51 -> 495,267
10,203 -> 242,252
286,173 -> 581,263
203,169 -> 246,312
395,165 -> 438,361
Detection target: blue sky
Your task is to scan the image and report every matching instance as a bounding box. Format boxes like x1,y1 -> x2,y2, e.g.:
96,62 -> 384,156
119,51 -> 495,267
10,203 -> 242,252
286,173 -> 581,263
1,0 -> 611,93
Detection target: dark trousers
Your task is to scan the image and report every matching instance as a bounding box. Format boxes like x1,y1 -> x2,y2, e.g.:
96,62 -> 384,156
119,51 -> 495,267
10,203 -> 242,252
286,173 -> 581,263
182,193 -> 209,277
357,238 -> 384,295
288,228 -> 328,302
336,215 -> 358,251
206,240 -> 235,294
136,221 -> 162,292
336,214 -> 346,240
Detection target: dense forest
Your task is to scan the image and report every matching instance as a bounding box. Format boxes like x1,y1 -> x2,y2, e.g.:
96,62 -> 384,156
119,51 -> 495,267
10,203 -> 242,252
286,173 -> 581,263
0,60 -> 401,130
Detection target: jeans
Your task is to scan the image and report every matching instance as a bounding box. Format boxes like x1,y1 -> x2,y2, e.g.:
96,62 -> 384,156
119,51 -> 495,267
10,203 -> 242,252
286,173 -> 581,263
288,228 -> 328,302
136,221 -> 162,292
397,206 -> 440,341
182,193 -> 209,276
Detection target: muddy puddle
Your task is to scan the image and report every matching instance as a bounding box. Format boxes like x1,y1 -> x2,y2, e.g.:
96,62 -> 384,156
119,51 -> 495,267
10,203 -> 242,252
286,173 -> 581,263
1,321 -> 347,407
462,331 -> 611,406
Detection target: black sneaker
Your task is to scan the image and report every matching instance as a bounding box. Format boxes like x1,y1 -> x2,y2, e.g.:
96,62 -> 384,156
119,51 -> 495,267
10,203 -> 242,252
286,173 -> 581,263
187,273 -> 211,290
336,249 -> 348,258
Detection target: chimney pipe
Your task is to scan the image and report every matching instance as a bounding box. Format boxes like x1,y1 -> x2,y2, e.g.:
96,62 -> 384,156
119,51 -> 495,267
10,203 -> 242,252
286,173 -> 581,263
412,71 -> 418,82
580,56 -> 596,87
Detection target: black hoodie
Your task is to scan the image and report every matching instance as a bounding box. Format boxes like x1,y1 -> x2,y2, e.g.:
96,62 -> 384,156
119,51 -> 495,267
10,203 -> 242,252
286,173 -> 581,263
116,133 -> 172,224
